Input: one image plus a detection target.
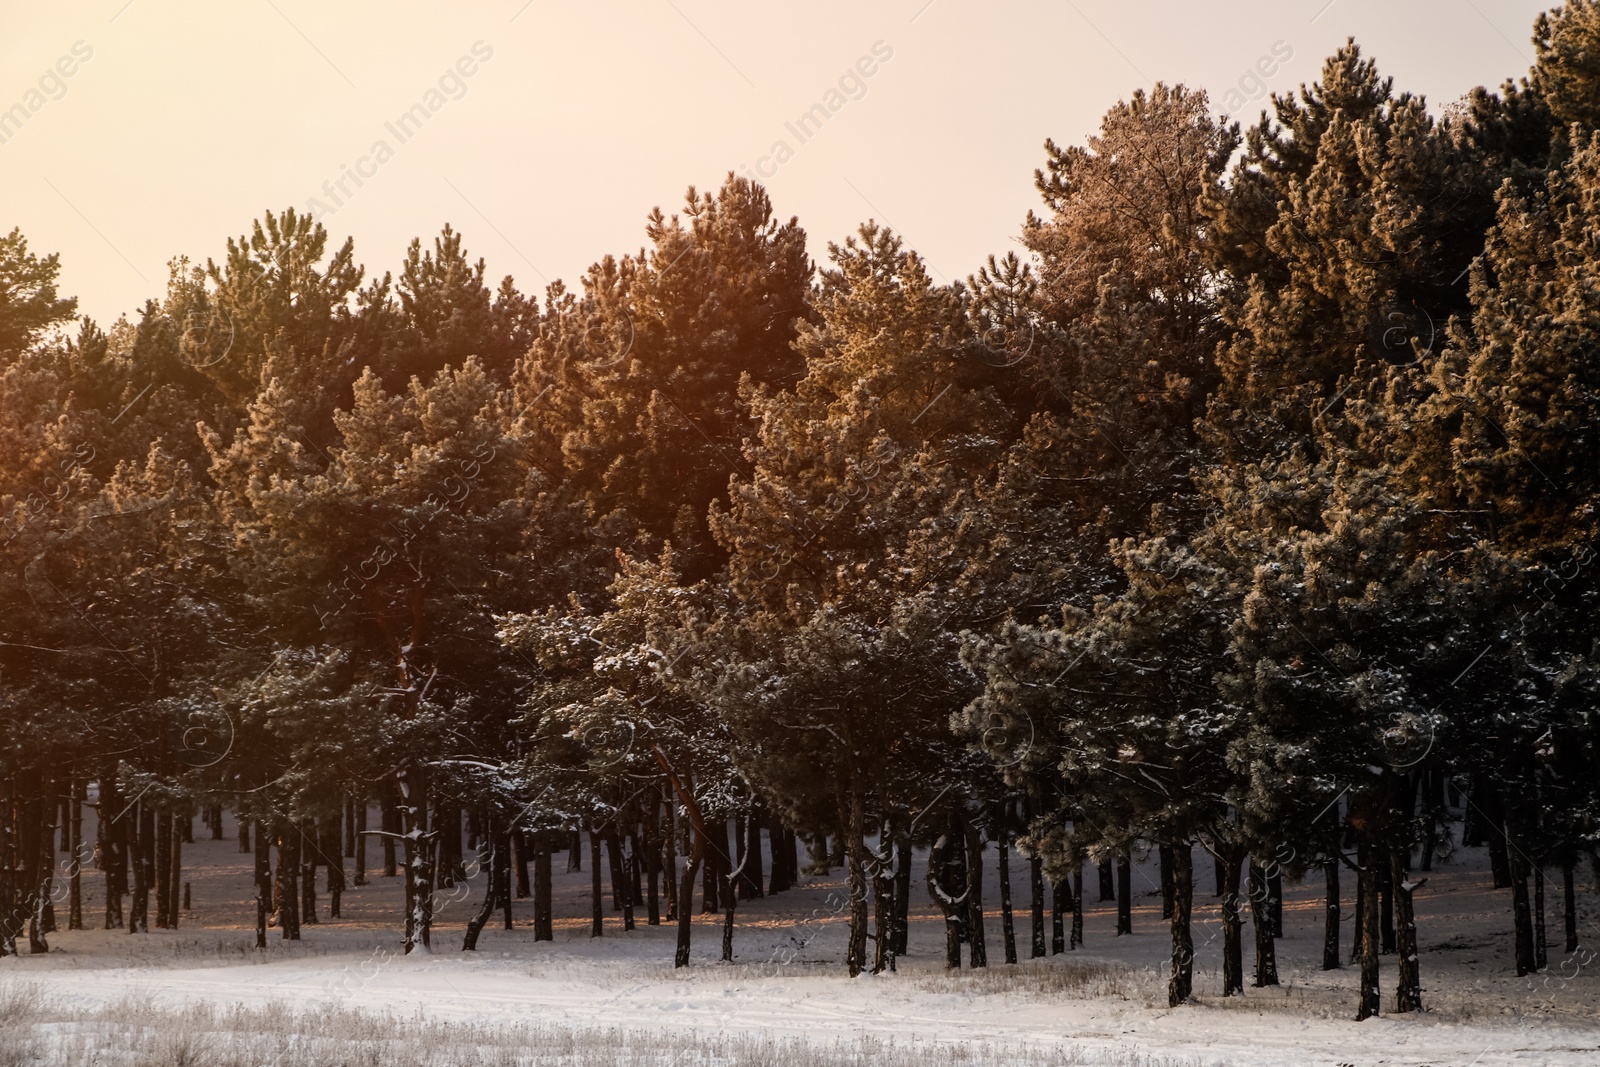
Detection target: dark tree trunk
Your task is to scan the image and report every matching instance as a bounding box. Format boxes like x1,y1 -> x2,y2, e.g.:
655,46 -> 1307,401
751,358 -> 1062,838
1390,842 -> 1422,1012
845,781 -> 870,977
1029,853 -> 1045,957
1563,859 -> 1579,953
1378,854 -> 1395,954
100,770 -> 125,931
238,803 -> 251,854
1323,859 -> 1341,970
168,814 -> 182,930
514,830 -> 531,899
1220,845 -> 1245,997
568,829 -> 582,872
1356,838 -> 1381,1021
462,815 -> 503,951
498,825 -> 513,931
1071,862 -> 1084,949
300,818 -> 318,926
589,824 -> 603,937
871,829 -> 895,973
1099,857 -> 1115,901
893,833 -> 913,957
1159,844 -> 1175,920
253,816 -> 270,949
533,830 -> 553,940
1268,869 -> 1283,938
353,799 -> 367,886
1535,863 -> 1548,971
1249,858 -> 1278,986
1511,842 -> 1536,975
644,816 -> 661,926
1116,851 -> 1132,936
381,794 -> 398,878
277,822 -> 300,941
605,827 -> 626,912
67,779 -> 83,931
702,821 -> 723,914
998,836 -> 1017,964
928,829 -> 964,969
324,813 -> 344,918
1168,843 -> 1193,1006
963,818 -> 987,968
128,804 -> 150,934
1051,878 -> 1066,954
737,811 -> 764,899
663,802 -> 679,923
154,807 -> 172,929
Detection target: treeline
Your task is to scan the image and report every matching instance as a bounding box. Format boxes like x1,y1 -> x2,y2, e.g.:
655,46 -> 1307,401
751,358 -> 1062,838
4,5 -> 1600,1021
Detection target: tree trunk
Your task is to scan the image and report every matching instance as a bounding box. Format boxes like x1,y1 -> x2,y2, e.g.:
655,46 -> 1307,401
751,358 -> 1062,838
462,815 -> 502,950
893,833 -> 913,957
928,829 -> 964,969
154,807 -> 172,929
67,779 -> 83,931
998,836 -> 1017,964
1563,859 -> 1579,953
168,814 -> 182,930
1220,845 -> 1245,996
128,804 -> 150,934
513,830 -> 531,899
324,813 -> 344,918
663,802 -> 679,923
1510,834 -> 1536,976
645,791 -> 661,926
300,818 -> 318,926
1249,858 -> 1278,986
1099,857 -> 1115,901
353,799 -> 367,886
1116,851 -> 1132,936
1168,843 -> 1193,1006
381,794 -> 398,878
1378,854 -> 1394,954
253,816 -> 270,949
737,810 -> 764,899
1071,863 -> 1084,949
1356,838 -> 1381,1021
1534,863 -> 1548,971
533,830 -> 553,941
589,823 -> 603,937
277,822 -> 300,940
1390,841 -> 1422,1012
845,780 -> 870,977
1051,878 -> 1066,954
1323,859 -> 1341,970
1159,844 -> 1175,920
1028,853 -> 1045,958
963,818 -> 987,968
99,769 -> 125,931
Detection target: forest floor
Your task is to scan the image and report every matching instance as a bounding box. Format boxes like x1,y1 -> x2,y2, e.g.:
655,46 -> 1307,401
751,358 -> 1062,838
2,815 -> 1598,1066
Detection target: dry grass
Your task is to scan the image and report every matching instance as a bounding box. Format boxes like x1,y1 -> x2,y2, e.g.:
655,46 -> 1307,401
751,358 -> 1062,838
912,957 -> 1156,1003
0,985 -> 1214,1067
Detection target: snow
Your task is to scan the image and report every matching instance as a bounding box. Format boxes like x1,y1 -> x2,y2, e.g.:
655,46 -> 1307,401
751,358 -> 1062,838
6,812 -> 1598,1066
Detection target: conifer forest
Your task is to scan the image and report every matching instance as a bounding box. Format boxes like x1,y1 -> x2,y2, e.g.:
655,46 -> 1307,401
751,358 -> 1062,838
4,4 -> 1600,1064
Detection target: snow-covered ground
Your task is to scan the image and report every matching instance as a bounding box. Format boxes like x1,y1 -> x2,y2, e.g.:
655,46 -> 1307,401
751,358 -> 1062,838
4,816 -> 1598,1066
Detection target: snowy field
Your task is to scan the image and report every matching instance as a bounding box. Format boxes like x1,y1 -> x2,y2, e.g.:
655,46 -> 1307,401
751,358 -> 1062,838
3,820 -> 1598,1066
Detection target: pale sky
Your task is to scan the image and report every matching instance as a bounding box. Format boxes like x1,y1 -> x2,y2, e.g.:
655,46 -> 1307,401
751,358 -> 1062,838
2,1 -> 1553,326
